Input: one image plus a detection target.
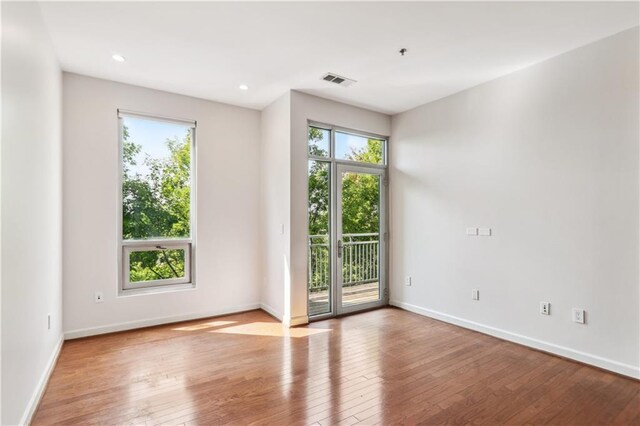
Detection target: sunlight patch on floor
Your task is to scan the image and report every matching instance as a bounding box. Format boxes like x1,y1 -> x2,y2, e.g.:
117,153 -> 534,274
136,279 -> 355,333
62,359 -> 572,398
172,320 -> 237,331
210,322 -> 331,338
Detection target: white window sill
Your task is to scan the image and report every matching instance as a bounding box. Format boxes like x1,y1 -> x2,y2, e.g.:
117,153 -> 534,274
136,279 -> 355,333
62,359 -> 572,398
118,282 -> 196,297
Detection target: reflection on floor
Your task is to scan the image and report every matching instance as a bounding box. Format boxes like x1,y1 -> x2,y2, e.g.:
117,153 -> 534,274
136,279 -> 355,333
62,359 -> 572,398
309,281 -> 379,316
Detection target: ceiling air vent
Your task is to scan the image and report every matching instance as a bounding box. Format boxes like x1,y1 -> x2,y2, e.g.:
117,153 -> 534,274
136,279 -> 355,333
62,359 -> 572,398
321,72 -> 356,88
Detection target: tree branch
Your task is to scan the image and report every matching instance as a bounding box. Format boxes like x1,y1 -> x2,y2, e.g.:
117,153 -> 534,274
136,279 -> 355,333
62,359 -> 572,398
160,249 -> 180,278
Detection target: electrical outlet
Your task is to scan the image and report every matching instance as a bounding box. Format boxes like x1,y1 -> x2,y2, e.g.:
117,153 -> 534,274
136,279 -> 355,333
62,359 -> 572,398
404,276 -> 412,286
540,302 -> 550,315
95,291 -> 104,303
472,289 -> 479,300
466,227 -> 478,236
572,308 -> 585,324
47,314 -> 51,330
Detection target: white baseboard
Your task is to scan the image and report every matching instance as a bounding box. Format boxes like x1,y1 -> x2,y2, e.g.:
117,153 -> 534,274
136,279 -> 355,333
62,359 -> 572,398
260,303 -> 283,321
288,314 -> 309,327
258,303 -> 307,327
20,335 -> 64,425
390,300 -> 639,379
64,303 -> 261,339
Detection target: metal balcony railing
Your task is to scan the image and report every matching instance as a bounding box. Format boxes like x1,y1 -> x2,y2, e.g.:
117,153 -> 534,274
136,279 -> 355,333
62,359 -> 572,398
308,233 -> 379,292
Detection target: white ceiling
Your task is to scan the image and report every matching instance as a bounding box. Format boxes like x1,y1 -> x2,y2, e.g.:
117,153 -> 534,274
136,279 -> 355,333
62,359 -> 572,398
39,2 -> 639,115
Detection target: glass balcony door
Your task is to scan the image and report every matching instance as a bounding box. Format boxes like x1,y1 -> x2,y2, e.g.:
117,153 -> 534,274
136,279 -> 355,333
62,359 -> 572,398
307,123 -> 388,319
335,164 -> 387,314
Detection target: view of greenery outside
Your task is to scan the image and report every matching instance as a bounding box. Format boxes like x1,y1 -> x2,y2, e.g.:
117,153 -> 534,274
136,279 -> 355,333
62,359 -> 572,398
308,127 -> 383,293
129,249 -> 186,282
308,127 -> 383,236
122,120 -> 192,283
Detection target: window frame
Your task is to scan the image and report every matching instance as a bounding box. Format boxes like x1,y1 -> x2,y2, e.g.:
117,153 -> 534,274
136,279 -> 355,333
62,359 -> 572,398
117,109 -> 197,295
307,121 -> 388,168
123,241 -> 192,290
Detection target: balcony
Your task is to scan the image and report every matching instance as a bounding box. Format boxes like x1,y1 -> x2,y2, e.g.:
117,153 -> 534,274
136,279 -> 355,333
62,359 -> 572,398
308,233 -> 380,316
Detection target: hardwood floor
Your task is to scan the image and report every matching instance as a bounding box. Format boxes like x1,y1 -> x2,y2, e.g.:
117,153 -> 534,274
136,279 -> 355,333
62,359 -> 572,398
33,308 -> 639,425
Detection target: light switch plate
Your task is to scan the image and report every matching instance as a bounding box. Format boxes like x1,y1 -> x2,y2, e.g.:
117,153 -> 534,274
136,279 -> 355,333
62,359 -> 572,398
478,227 -> 492,236
466,227 -> 478,236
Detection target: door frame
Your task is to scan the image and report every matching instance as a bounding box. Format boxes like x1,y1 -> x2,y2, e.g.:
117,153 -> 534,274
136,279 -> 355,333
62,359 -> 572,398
307,121 -> 389,320
334,163 -> 388,316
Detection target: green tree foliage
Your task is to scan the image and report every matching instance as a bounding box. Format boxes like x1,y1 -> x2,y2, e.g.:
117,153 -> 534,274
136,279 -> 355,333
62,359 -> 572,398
308,127 -> 331,237
308,126 -> 328,157
341,138 -> 382,235
129,249 -> 186,282
308,129 -> 382,236
122,126 -> 191,282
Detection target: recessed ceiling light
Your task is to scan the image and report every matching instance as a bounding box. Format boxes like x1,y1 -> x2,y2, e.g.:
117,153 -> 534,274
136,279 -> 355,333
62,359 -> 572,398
239,84 -> 249,91
112,54 -> 126,62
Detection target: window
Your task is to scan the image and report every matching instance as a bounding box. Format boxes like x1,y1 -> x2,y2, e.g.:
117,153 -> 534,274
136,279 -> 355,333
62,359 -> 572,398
118,111 -> 196,292
334,131 -> 385,164
308,124 -> 387,166
308,126 -> 330,157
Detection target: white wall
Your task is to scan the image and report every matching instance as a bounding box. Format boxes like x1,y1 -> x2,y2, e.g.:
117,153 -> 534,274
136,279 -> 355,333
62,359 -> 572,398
1,2 -> 63,424
390,28 -> 639,378
63,73 -> 262,336
260,93 -> 291,320
289,91 -> 391,323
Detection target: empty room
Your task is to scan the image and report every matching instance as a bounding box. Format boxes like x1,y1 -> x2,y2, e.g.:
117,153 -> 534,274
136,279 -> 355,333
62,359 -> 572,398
1,1 -> 639,424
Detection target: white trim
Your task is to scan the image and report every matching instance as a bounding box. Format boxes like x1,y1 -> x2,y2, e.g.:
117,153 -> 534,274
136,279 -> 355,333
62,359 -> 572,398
117,109 -> 196,127
20,335 -> 64,426
390,300 -> 640,380
64,303 -> 261,339
260,303 -> 283,322
117,282 -> 196,297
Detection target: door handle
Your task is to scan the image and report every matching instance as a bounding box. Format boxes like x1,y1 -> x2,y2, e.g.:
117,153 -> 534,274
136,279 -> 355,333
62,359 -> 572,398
337,240 -> 343,258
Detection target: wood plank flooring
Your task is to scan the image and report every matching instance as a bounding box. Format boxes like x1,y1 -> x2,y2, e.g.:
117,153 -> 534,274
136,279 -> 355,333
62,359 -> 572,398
33,308 -> 639,425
